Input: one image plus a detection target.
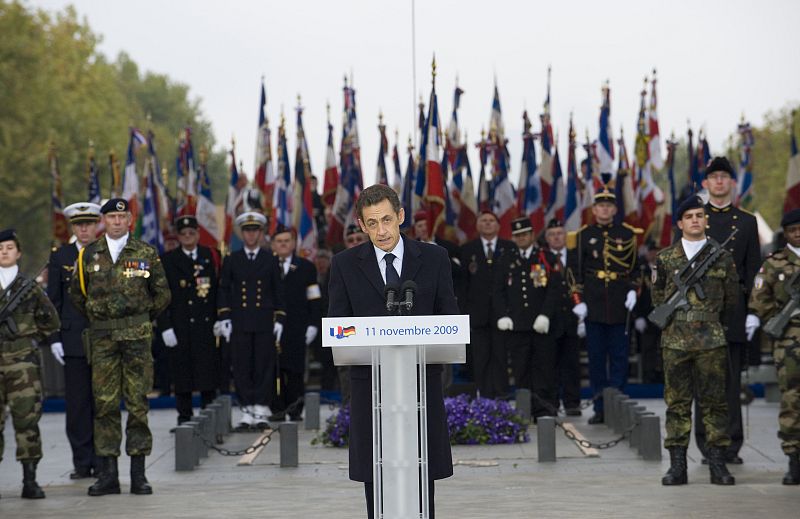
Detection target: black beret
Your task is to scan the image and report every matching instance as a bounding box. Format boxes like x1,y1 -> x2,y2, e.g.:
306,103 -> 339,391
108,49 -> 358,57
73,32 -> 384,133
781,209 -> 800,228
176,215 -> 198,232
345,224 -> 363,237
510,216 -> 533,235
546,218 -> 564,229
704,156 -> 736,180
100,198 -> 130,214
0,228 -> 17,244
675,195 -> 705,221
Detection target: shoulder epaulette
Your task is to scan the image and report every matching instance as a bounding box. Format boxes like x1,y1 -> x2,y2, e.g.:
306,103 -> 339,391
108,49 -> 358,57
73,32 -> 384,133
566,231 -> 579,250
622,222 -> 644,235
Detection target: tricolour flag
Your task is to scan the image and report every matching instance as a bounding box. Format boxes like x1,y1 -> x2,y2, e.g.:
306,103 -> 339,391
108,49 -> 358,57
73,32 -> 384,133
518,111 -> 543,231
139,132 -> 167,253
272,114 -> 292,234
454,146 -> 477,242
596,82 -> 615,182
616,128 -> 638,226
175,128 -> 197,217
123,128 -> 147,231
736,120 -> 754,209
376,115 -> 389,186
545,135 -> 566,226
88,143 -> 101,205
784,114 -> 800,213
253,81 -> 275,218
224,143 -> 247,251
476,136 -> 490,212
391,133 -> 403,194
322,116 -> 340,209
487,85 -> 516,237
196,148 -> 221,249
539,67 -> 555,210
49,143 -> 70,245
293,101 -> 318,258
414,68 -> 446,238
656,137 -> 679,247
564,117 -> 581,232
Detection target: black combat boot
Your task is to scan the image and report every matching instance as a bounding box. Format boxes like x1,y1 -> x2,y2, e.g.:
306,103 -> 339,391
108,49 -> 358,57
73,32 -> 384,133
708,448 -> 735,485
783,452 -> 800,485
88,456 -> 121,496
21,460 -> 45,499
130,455 -> 153,495
661,446 -> 688,485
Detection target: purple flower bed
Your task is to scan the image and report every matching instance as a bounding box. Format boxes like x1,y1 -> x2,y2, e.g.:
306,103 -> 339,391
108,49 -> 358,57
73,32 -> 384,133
313,395 -> 530,447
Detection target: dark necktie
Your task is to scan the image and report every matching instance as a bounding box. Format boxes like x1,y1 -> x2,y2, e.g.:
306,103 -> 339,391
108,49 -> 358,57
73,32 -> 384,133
279,258 -> 286,279
248,252 -> 255,261
486,242 -> 494,265
384,253 -> 400,286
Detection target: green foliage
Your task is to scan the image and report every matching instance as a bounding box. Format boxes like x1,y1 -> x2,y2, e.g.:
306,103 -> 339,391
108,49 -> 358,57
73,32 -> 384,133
0,1 -> 226,269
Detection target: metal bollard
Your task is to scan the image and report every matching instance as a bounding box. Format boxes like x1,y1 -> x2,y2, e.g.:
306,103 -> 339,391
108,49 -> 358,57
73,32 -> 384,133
216,395 -> 232,435
639,414 -> 662,461
612,395 -> 629,434
602,388 -> 618,427
201,409 -> 217,447
279,422 -> 299,467
175,425 -> 196,471
304,392 -> 320,430
206,403 -> 224,443
635,411 -> 655,456
183,421 -> 200,467
537,416 -> 556,462
515,388 -> 532,424
629,406 -> 646,449
195,415 -> 209,459
621,400 -> 638,439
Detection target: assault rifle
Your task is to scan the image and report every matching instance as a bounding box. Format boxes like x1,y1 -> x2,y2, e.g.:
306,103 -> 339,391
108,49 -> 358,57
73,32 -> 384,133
0,277 -> 37,336
647,229 -> 737,330
763,270 -> 800,339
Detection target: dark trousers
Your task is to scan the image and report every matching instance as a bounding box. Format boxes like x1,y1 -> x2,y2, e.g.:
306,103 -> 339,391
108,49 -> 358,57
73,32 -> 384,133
694,341 -> 743,457
585,321 -> 629,413
471,326 -> 508,398
176,390 -> 217,423
532,333 -> 559,417
230,330 -> 275,406
217,339 -> 233,393
272,369 -> 305,418
639,327 -> 663,383
365,480 -> 435,519
554,332 -> 582,409
63,356 -> 97,471
507,331 -> 533,390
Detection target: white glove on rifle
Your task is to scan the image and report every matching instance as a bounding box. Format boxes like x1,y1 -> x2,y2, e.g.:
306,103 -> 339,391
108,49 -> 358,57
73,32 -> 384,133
572,302 -> 588,320
497,317 -> 514,331
634,317 -> 647,334
274,322 -> 284,343
161,328 -> 178,348
220,319 -> 232,342
50,342 -> 65,366
624,290 -> 637,312
745,314 -> 760,341
533,315 -> 550,334
305,325 -> 318,345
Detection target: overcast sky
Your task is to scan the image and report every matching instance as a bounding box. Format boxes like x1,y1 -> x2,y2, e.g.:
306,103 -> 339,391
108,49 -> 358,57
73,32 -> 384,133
32,0 -> 800,188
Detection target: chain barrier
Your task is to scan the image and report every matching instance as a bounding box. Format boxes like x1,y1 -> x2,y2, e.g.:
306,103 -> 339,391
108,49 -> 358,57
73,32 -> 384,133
232,397 -> 305,423
193,427 -> 275,457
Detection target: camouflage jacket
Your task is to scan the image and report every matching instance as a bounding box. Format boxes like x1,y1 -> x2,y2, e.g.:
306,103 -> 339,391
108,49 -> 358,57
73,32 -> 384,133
69,235 -> 170,341
0,274 -> 60,354
748,247 -> 800,329
652,240 -> 738,351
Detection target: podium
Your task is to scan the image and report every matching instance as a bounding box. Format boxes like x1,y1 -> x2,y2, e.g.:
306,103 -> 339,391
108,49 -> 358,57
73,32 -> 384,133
323,314 -> 469,519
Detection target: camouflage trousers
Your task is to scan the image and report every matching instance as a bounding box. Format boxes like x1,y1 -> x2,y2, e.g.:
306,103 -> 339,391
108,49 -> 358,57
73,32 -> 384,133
663,346 -> 731,449
775,337 -> 800,454
0,339 -> 43,463
92,335 -> 153,457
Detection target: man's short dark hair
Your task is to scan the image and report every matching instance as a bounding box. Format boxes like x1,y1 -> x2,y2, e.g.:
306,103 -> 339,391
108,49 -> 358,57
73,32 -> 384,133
356,184 -> 401,220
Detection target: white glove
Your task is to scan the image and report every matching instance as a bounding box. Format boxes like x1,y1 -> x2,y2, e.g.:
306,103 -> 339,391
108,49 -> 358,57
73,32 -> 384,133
533,315 -> 550,334
577,321 -> 586,338
634,317 -> 647,334
274,322 -> 284,343
161,328 -> 178,347
624,290 -> 637,312
745,314 -> 760,341
213,320 -> 223,337
572,302 -> 588,320
220,319 -> 233,342
305,325 -> 318,345
497,317 -> 514,331
50,342 -> 65,366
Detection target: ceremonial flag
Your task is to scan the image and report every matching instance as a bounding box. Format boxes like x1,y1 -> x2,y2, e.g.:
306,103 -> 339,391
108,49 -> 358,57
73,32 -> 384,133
123,128 -> 147,230
140,164 -> 164,254
224,142 -> 246,250
596,82 -> 615,182
253,81 -> 275,217
564,117 -> 581,232
785,114 -> 800,213
518,111 -> 543,230
322,114 -> 340,209
273,114 -> 292,234
326,77 -> 364,245
391,133 -> 403,194
580,133 -> 597,225
545,137 -> 566,226
88,144 -> 101,205
539,67 -> 555,209
476,135 -> 490,212
445,83 -> 465,235
615,128 -> 638,225
49,143 -> 70,245
736,120 -> 754,209
293,100 -> 318,258
196,148 -> 221,248
647,70 -> 664,170
656,137 -> 679,247
175,128 -> 197,217
376,114 -> 389,186
446,83 -> 464,169
639,76 -> 664,235
414,65 -> 446,238
108,150 -> 121,199
400,138 -> 416,229
487,85 -> 516,237
454,146 -> 478,242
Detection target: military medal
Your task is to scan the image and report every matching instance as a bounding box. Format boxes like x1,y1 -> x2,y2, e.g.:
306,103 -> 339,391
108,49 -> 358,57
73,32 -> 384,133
469,256 -> 478,274
179,279 -> 187,288
779,273 -> 785,281
93,264 -> 100,272
196,276 -> 211,298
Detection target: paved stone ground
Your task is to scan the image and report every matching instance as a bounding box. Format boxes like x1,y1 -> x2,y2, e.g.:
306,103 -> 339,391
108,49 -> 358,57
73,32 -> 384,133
1,398 -> 797,518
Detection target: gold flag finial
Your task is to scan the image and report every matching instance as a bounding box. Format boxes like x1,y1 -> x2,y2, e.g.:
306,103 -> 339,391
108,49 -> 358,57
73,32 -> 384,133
431,54 -> 437,85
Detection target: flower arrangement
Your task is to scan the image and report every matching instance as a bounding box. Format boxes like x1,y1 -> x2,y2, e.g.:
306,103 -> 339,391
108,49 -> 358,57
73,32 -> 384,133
313,395 -> 530,447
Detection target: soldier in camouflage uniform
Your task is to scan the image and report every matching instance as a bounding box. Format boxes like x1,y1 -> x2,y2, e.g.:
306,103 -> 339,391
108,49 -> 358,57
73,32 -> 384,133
651,196 -> 738,486
747,208 -> 800,485
0,228 -> 60,499
69,199 -> 170,496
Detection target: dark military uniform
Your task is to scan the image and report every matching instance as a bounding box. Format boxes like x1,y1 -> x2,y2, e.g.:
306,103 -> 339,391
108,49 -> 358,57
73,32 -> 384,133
271,255 -> 321,419
460,236 -> 514,397
652,240 -> 738,450
633,258 -> 663,383
47,242 -> 97,474
157,245 -> 219,423
575,221 -> 640,414
749,246 -> 800,470
69,235 -> 170,458
493,246 -> 563,416
0,273 -> 60,466
217,248 -> 285,409
693,202 -> 760,459
548,246 -> 583,412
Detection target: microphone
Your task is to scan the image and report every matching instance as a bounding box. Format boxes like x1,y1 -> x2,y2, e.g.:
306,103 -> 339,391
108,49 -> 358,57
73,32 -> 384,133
384,283 -> 399,314
400,280 -> 417,313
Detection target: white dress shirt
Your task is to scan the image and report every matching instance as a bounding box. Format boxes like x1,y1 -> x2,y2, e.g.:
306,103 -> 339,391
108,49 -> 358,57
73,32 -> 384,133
105,233 -> 129,264
279,255 -> 293,276
481,237 -> 497,258
0,265 -> 19,290
373,238 -> 405,284
182,247 -> 197,261
552,247 -> 567,267
244,247 -> 260,261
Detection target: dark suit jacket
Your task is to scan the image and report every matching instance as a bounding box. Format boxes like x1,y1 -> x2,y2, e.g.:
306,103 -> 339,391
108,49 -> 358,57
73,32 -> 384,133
47,242 -> 88,357
278,255 -> 321,373
217,248 -> 285,332
459,237 -> 514,327
328,235 -> 459,482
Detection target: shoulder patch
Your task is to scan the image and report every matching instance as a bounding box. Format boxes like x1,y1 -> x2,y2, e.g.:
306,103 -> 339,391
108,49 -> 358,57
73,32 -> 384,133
753,275 -> 763,290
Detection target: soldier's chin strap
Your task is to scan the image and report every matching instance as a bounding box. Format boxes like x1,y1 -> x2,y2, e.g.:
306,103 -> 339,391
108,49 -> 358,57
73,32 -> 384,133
78,245 -> 87,297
